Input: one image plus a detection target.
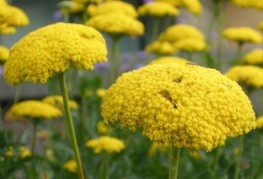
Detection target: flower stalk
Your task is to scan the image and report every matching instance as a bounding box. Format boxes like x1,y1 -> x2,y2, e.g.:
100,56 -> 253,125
58,72 -> 85,179
169,147 -> 181,179
109,35 -> 120,85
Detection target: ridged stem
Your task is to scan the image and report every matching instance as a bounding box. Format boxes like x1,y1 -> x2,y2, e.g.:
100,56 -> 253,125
169,147 -> 181,179
58,73 -> 85,179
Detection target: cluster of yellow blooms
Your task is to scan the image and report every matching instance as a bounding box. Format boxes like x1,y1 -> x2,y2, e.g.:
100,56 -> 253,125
0,0 -> 29,34
242,49 -> 263,65
225,65 -> 263,88
138,1 -> 179,17
155,0 -> 202,15
222,27 -> 262,44
256,116 -> 263,129
4,146 -> 31,159
146,24 -> 206,55
3,22 -> 107,84
87,1 -> 138,18
86,13 -> 144,37
231,0 -> 263,10
102,64 -> 255,151
148,56 -> 189,65
42,95 -> 78,110
0,45 -> 9,63
6,100 -> 62,120
86,136 -> 125,153
63,159 -> 78,173
97,121 -> 111,135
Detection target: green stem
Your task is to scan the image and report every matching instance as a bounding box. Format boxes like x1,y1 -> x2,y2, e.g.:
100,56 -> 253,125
31,121 -> 38,155
99,155 -> 110,179
58,73 -> 85,179
151,17 -> 160,42
109,36 -> 120,85
14,85 -> 22,104
169,147 -> 181,179
232,43 -> 243,65
215,0 -> 224,70
233,135 -> 244,179
211,148 -> 222,179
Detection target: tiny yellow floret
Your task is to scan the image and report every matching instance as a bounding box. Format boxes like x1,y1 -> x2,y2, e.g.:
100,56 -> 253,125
63,159 -> 77,173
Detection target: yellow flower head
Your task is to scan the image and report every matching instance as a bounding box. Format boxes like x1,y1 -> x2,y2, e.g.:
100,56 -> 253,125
231,0 -> 254,8
173,38 -> 207,52
19,146 -> 31,158
96,88 -> 107,97
158,24 -> 205,42
63,159 -> 77,173
138,2 -> 179,17
0,23 -> 16,35
97,121 -> 111,135
242,49 -> 263,65
4,146 -> 14,157
6,100 -> 62,120
3,22 -> 107,85
59,1 -> 85,14
179,0 -> 202,15
4,5 -> 29,27
0,45 -> 9,63
256,116 -> 263,129
149,56 -> 189,65
42,95 -> 78,110
148,142 -> 167,156
222,27 -> 262,44
259,20 -> 263,31
86,13 -> 144,36
87,1 -> 138,18
102,64 -> 255,151
225,65 -> 263,88
86,136 -> 125,153
145,41 -> 176,55
155,0 -> 180,6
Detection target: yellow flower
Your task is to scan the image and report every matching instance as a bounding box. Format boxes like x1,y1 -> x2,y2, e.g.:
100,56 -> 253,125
87,1 -> 138,18
4,5 -> 29,27
0,45 -> 9,63
4,146 -> 14,157
145,41 -> 176,55
96,88 -> 106,97
224,65 -> 263,88
138,2 -> 179,17
155,0 -> 181,6
259,20 -> 263,31
148,56 -> 189,65
97,121 -> 111,135
3,22 -> 107,85
59,1 -> 85,14
19,146 -> 31,158
86,13 -> 144,36
42,95 -> 78,110
63,159 -> 77,173
256,116 -> 263,129
222,27 -> 262,44
86,136 -> 125,153
179,0 -> 202,15
0,23 -> 16,35
102,64 -> 255,151
231,0 -> 253,8
158,24 -> 205,42
148,142 -> 167,157
173,38 -> 207,52
6,100 -> 62,120
242,49 -> 263,65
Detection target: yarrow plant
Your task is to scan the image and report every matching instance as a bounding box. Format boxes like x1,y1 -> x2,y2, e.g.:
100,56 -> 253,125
101,63 -> 256,178
3,22 -> 108,179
